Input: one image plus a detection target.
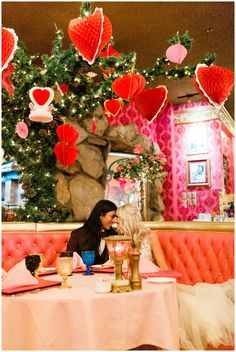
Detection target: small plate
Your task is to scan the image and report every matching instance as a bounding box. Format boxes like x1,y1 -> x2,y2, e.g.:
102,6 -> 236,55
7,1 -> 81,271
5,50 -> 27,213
146,277 -> 176,284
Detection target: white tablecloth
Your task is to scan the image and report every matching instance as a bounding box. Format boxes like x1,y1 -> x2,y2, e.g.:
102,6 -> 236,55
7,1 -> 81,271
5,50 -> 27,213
2,273 -> 179,350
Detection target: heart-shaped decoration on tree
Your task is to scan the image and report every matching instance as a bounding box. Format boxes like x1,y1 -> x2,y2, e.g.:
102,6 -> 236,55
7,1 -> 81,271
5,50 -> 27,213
29,87 -> 54,106
112,74 -> 139,100
194,64 -> 234,108
56,82 -> 69,96
68,8 -> 112,65
132,74 -> 147,97
134,86 -> 168,123
54,143 -> 78,168
56,124 -> 79,146
2,27 -> 18,70
104,99 -> 122,117
166,43 -> 187,65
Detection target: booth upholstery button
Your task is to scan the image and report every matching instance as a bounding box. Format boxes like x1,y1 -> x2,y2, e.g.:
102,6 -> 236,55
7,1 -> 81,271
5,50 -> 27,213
33,242 -> 36,246
17,243 -> 21,247
49,242 -> 52,245
8,255 -> 11,258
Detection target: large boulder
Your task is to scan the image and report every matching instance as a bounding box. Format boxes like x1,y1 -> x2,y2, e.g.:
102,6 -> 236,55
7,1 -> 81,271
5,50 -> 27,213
69,174 -> 105,221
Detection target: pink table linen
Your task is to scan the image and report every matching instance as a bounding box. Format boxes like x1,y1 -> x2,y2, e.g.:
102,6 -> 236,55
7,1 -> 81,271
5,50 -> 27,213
2,273 -> 179,350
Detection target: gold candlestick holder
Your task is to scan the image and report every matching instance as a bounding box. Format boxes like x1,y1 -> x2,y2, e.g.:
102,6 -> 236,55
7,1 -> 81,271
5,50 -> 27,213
104,236 -> 132,293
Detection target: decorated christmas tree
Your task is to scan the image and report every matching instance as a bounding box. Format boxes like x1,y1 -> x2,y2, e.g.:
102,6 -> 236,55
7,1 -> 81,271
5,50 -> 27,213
2,2 -> 233,222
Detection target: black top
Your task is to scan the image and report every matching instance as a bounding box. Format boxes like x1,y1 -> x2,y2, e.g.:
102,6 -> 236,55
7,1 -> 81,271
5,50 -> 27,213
66,226 -> 117,265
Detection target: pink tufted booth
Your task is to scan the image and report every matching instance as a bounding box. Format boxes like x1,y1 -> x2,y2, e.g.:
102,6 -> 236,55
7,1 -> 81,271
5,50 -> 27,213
2,222 -> 234,285
158,230 -> 234,285
2,231 -> 71,271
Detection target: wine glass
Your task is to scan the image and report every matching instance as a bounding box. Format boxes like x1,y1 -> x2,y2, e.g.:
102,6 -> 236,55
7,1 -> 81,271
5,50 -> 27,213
82,251 -> 95,275
25,254 -> 42,280
56,256 -> 73,288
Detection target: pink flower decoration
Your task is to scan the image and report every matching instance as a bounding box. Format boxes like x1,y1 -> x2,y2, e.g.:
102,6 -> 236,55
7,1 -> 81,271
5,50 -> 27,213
156,152 -> 165,160
133,157 -> 141,163
16,121 -> 28,139
116,166 -> 122,172
127,164 -> 132,170
118,178 -> 127,190
166,43 -> 187,65
133,144 -> 144,154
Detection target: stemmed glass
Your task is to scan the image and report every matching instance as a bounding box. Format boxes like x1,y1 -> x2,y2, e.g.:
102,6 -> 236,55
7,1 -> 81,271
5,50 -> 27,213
56,256 -> 73,288
25,254 -> 43,280
82,251 -> 95,275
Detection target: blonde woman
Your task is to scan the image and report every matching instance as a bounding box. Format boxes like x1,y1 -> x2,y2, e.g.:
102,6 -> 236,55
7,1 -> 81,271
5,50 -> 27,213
116,203 -> 234,350
116,203 -> 168,269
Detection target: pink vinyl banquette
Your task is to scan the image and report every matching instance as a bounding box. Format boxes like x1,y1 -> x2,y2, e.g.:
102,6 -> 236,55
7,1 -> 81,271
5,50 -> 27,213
2,221 -> 234,284
2,221 -> 234,350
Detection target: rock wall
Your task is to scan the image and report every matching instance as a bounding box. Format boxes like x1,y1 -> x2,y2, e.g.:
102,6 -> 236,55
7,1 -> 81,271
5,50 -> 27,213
55,107 -> 165,221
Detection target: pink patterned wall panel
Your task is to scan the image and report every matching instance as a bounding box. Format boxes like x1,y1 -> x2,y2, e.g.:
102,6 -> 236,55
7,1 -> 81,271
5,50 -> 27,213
105,100 -> 160,142
106,100 -> 234,221
222,135 -> 235,194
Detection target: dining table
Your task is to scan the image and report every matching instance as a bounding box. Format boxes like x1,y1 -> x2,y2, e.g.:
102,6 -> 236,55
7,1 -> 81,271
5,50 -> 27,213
2,272 -> 180,350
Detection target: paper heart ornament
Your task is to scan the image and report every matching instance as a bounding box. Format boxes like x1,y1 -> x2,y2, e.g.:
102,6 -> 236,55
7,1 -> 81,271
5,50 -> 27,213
194,64 -> 234,108
68,8 -> 112,65
16,121 -> 29,139
54,143 -> 78,168
29,87 -> 54,123
2,27 -> 18,70
132,74 -> 147,97
112,74 -> 139,100
56,82 -> 69,96
166,43 -> 187,65
134,86 -> 168,123
56,124 -> 79,146
104,99 -> 121,117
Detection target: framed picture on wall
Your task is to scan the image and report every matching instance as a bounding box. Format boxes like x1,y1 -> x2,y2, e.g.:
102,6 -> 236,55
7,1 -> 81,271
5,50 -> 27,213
186,157 -> 211,187
186,125 -> 208,155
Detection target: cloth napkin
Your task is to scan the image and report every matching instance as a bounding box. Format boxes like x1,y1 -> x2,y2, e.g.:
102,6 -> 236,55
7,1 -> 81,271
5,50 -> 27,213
2,260 -> 38,289
72,252 -> 84,269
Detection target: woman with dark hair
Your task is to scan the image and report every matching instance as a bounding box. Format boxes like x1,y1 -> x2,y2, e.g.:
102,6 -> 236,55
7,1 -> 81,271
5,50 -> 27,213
66,200 -> 117,264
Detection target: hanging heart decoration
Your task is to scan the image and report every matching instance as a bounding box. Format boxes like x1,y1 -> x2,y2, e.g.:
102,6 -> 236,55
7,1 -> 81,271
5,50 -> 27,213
104,99 -> 122,117
194,64 -> 234,108
99,44 -> 120,74
132,74 -> 147,97
56,82 -> 69,96
2,27 -> 18,70
68,8 -> 112,65
29,87 -> 54,123
112,74 -> 139,100
2,63 -> 14,95
56,123 -> 79,146
16,121 -> 29,139
30,87 -> 54,106
54,143 -> 78,168
134,86 -> 168,123
54,124 -> 79,167
166,43 -> 187,65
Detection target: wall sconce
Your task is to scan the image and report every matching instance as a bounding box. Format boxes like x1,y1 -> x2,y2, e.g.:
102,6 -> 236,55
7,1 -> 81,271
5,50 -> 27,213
104,236 -> 132,293
182,192 -> 197,207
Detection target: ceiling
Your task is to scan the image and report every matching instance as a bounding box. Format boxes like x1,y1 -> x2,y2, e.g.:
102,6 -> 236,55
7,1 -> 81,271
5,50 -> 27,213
2,1 -> 234,117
